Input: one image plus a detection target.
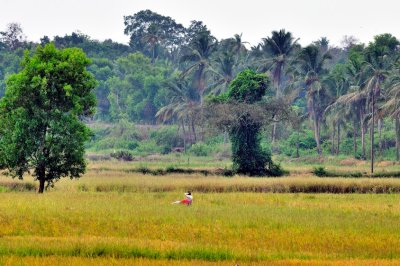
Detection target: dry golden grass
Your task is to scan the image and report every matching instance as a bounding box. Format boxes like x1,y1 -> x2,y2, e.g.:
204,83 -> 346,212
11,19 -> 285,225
1,159 -> 400,265
1,257 -> 400,266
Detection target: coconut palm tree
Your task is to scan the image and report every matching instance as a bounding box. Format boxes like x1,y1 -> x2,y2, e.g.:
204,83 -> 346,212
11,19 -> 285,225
208,35 -> 248,95
256,29 -> 299,144
156,77 -> 201,144
298,44 -> 332,155
180,30 -> 217,106
362,38 -> 398,173
382,74 -> 400,161
260,29 -> 299,96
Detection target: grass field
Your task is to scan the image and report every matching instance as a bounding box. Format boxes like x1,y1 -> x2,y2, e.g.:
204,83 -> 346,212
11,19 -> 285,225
1,158 -> 400,265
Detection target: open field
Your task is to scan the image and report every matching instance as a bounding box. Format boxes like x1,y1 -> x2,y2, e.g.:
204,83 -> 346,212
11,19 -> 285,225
1,159 -> 400,265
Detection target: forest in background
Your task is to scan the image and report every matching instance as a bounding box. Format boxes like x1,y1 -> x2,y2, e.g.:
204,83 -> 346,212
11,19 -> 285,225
0,9 -> 399,162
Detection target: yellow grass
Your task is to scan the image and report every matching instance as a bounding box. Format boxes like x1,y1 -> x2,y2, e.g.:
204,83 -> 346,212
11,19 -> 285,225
1,160 -> 400,265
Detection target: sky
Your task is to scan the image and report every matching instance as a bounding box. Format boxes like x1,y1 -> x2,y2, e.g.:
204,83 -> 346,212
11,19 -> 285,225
1,0 -> 399,47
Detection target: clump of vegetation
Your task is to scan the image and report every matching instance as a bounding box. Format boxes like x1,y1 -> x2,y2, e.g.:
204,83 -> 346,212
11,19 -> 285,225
312,166 -> 331,177
312,166 -> 363,178
150,126 -> 182,154
208,69 -> 287,176
110,151 -> 134,161
189,142 -> 212,156
0,182 -> 36,192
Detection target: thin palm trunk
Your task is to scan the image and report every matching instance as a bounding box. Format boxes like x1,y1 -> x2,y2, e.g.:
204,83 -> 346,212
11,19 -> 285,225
181,120 -> 187,152
371,90 -> 375,174
360,109 -> 366,159
151,44 -> 156,64
396,115 -> 400,161
314,119 -> 322,155
272,122 -> 277,145
337,123 -> 341,155
197,64 -> 206,107
191,119 -> 197,142
311,102 -> 322,155
295,132 -> 300,158
331,121 -> 336,155
378,118 -> 383,157
353,120 -> 358,158
271,62 -> 283,145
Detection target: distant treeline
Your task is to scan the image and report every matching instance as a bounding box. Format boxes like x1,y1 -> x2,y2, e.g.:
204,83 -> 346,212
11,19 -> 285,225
0,9 -> 399,160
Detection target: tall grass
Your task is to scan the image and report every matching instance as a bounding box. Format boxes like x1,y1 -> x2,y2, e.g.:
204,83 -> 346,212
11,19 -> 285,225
1,191 -> 400,263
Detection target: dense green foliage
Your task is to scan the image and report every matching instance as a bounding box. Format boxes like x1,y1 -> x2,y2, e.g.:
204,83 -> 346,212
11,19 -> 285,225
0,44 -> 96,192
218,70 -> 283,176
0,10 -> 399,165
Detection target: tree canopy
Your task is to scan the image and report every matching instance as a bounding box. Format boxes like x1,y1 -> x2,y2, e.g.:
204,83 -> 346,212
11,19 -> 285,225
0,44 -> 96,193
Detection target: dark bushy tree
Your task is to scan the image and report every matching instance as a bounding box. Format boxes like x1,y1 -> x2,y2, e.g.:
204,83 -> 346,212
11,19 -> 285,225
0,44 -> 97,193
208,69 -> 285,176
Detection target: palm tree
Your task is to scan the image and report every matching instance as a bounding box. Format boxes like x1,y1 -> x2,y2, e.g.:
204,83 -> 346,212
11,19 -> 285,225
259,29 -> 299,144
141,24 -> 161,63
156,77 -> 201,145
298,44 -> 332,155
382,75 -> 400,161
180,30 -> 217,106
260,29 -> 299,96
209,35 -> 248,95
362,39 -> 397,173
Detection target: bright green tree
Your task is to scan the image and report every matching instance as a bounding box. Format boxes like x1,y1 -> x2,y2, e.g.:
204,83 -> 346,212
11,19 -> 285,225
0,44 -> 96,193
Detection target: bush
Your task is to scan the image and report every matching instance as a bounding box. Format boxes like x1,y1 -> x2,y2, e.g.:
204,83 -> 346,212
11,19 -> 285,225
135,140 -> 163,155
87,121 -> 140,151
150,126 -> 182,154
312,166 -> 363,178
189,142 -> 212,157
110,150 -> 134,161
312,166 -> 330,177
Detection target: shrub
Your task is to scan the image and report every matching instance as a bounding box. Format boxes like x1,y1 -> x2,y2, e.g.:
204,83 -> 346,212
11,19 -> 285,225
110,150 -> 134,161
189,142 -> 212,157
150,126 -> 182,154
312,166 -> 330,177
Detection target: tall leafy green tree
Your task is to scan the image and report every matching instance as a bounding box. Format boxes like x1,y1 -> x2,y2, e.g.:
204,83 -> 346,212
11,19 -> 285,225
107,53 -> 170,123
0,44 -> 96,193
0,23 -> 26,50
124,10 -> 185,61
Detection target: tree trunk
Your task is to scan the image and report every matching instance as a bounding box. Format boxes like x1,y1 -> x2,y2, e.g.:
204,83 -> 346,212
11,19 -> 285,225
396,115 -> 400,161
314,118 -> 322,155
38,179 -> 45,194
37,164 -> 46,194
295,132 -> 300,158
191,119 -> 197,142
223,130 -> 228,144
331,121 -> 336,155
181,120 -> 186,152
272,122 -> 277,145
311,103 -> 322,155
370,91 -> 375,174
337,123 -> 341,155
378,118 -> 383,157
353,120 -> 358,158
197,64 -> 206,107
360,110 -> 366,160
